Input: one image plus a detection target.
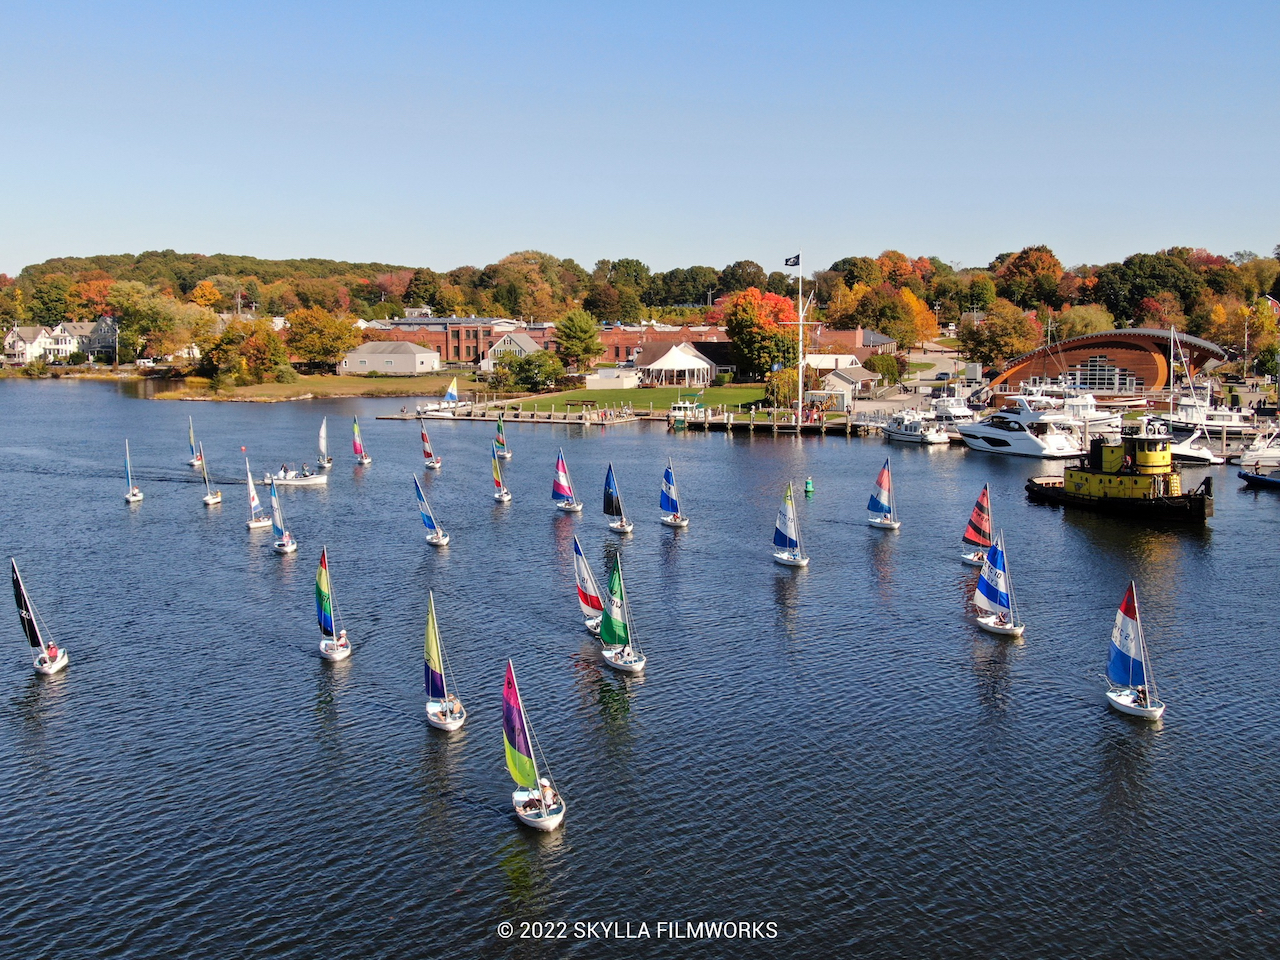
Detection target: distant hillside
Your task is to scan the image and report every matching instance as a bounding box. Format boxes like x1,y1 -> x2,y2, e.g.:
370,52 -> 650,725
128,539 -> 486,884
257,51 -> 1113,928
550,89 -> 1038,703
18,250 -> 414,293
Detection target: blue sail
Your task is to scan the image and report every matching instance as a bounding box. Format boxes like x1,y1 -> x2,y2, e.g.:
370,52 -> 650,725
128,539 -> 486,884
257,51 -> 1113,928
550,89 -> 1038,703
974,539 -> 1011,614
660,462 -> 680,513
867,458 -> 893,514
270,480 -> 285,540
413,475 -> 438,532
773,484 -> 800,549
1107,584 -> 1147,686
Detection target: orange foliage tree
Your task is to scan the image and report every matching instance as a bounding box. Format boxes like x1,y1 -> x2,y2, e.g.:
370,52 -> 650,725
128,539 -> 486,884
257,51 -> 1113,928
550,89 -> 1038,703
708,287 -> 798,380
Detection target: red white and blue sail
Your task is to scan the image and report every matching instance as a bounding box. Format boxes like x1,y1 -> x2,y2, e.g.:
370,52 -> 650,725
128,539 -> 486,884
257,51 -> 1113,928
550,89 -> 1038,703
773,482 -> 801,550
1107,582 -> 1149,687
552,449 -> 575,503
868,458 -> 894,515
413,474 -> 441,535
974,533 -> 1012,616
660,460 -> 680,514
572,535 -> 605,619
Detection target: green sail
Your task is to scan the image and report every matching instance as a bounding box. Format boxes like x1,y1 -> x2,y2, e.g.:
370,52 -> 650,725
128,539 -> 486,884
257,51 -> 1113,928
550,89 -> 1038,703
600,556 -> 630,647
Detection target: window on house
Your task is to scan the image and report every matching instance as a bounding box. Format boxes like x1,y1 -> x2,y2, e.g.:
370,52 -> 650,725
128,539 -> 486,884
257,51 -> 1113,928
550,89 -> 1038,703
385,360 -> 393,366
359,360 -> 367,366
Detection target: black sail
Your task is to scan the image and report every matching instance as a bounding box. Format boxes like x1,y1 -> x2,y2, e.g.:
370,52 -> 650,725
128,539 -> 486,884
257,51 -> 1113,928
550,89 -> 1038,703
11,559 -> 44,649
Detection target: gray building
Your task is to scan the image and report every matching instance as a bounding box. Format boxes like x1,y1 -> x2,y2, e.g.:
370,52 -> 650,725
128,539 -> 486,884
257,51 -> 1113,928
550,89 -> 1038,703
339,341 -> 442,376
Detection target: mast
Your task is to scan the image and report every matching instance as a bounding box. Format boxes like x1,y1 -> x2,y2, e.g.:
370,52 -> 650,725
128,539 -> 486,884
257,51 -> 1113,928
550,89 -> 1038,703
125,439 -> 133,490
796,253 -> 804,413
199,442 -> 212,495
1132,584 -> 1157,701
616,555 -> 640,654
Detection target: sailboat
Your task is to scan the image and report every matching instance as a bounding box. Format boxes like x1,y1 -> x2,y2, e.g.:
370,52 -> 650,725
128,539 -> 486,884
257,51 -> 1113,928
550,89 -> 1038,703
186,416 -> 203,467
444,376 -> 459,405
552,448 -> 582,512
972,532 -> 1024,637
315,546 -> 351,661
572,535 -> 604,636
352,416 -> 372,465
269,478 -> 297,554
316,417 -> 333,470
414,474 -> 450,546
961,483 -> 992,565
503,660 -> 566,831
245,458 -> 271,529
125,439 -> 144,503
1105,582 -> 1165,719
420,419 -> 442,470
867,457 -> 901,530
599,555 -> 646,673
494,415 -> 512,460
492,441 -> 511,502
10,558 -> 68,675
659,458 -> 688,527
603,463 -> 633,533
199,443 -> 221,506
772,481 -> 809,567
421,377 -> 460,419
424,591 -> 465,730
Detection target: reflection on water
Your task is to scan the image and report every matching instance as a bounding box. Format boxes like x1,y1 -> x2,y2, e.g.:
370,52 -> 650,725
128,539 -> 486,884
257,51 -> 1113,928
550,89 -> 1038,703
494,830 -> 567,919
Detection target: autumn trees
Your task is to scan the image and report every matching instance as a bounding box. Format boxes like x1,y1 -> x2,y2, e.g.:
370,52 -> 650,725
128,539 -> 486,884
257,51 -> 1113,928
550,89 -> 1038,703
707,287 -> 798,381
285,307 -> 360,369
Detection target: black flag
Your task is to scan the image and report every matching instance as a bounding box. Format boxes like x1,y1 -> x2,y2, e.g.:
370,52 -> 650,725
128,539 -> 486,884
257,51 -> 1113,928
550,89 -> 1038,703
784,254 -> 800,267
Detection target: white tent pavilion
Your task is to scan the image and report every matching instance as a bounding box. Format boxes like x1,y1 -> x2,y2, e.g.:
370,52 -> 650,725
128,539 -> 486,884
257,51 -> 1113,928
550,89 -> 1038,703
636,342 -> 714,386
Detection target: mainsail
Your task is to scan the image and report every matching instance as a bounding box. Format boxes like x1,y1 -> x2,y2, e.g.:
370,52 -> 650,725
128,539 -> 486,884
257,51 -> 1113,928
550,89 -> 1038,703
552,449 -> 575,503
868,458 -> 894,516
492,441 -> 506,492
414,474 -> 440,535
352,417 -> 366,458
495,416 -> 508,455
962,483 -> 993,550
774,482 -> 801,551
10,559 -> 45,651
572,536 -> 605,619
660,460 -> 681,514
1108,582 -> 1148,687
246,458 -> 264,519
420,420 -> 434,461
125,440 -> 135,492
974,533 -> 1012,617
318,417 -> 329,459
604,463 -> 624,518
315,547 -> 335,638
600,556 -> 631,648
270,479 -> 286,540
503,661 -> 539,789
188,416 -> 198,461
424,592 -> 448,700
443,377 -> 459,403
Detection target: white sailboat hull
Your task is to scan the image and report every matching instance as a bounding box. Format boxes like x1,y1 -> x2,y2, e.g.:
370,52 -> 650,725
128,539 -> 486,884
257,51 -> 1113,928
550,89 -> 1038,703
772,550 -> 809,567
961,549 -> 986,566
512,789 -> 566,831
319,638 -> 351,661
601,648 -> 646,673
125,491 -> 144,503
1106,687 -> 1165,720
203,493 -> 222,506
497,451 -> 512,460
424,458 -> 442,470
273,539 -> 297,555
355,455 -> 372,465
494,489 -> 512,502
265,473 -> 328,486
188,457 -> 203,468
33,649 -> 69,675
974,613 -> 1024,637
868,517 -> 900,530
426,532 -> 450,547
317,457 -> 333,470
426,699 -> 466,731
585,616 -> 602,636
608,518 -> 633,534
660,513 -> 689,528
556,500 -> 583,513
246,516 -> 272,529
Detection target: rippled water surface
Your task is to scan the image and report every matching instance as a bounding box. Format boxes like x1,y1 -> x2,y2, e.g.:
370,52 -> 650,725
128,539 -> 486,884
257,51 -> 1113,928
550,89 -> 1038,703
1,380 -> 1276,958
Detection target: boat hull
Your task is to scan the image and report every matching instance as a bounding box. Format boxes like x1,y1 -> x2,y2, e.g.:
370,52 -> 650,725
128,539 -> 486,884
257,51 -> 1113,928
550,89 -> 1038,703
424,458 -> 442,470
660,514 -> 689,528
1238,469 -> 1280,490
772,551 -> 809,567
426,699 -> 466,731
265,474 -> 327,486
961,550 -> 986,566
585,616 -> 602,637
494,490 -> 511,502
1025,477 -> 1213,523
974,613 -> 1024,637
1106,688 -> 1165,720
273,540 -> 298,555
317,457 -> 333,470
608,519 -> 633,534
246,517 -> 272,529
601,649 -> 646,673
426,532 -> 450,547
512,789 -> 565,831
319,639 -> 351,661
125,492 -> 144,503
497,452 -> 512,460
355,455 -> 372,465
203,493 -> 222,506
556,501 -> 583,513
868,517 -> 901,530
33,649 -> 69,675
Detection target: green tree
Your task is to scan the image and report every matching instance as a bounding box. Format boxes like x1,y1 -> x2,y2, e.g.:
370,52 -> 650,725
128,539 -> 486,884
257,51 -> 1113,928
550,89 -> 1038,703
956,300 -> 1042,366
968,275 -> 997,311
995,245 -> 1064,307
720,260 -> 767,293
285,306 -> 360,369
554,309 -> 604,370
1054,303 -> 1116,340
1094,252 -> 1206,322
710,287 -> 797,380
29,273 -> 73,326
490,351 -> 564,392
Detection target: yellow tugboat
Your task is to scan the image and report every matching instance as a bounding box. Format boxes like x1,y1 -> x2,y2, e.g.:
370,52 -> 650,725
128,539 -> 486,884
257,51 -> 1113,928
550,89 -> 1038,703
1025,418 -> 1213,523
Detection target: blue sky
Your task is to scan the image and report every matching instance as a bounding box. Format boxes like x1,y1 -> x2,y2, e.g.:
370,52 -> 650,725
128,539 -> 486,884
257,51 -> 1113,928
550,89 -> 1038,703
3,0 -> 1276,277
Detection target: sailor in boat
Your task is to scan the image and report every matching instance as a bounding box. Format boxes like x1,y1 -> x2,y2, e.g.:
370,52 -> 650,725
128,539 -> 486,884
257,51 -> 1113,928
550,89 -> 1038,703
39,643 -> 59,667
434,694 -> 462,723
278,464 -> 289,479
995,612 -> 1009,626
336,629 -> 348,649
301,463 -> 313,478
1134,686 -> 1148,707
130,486 -> 142,498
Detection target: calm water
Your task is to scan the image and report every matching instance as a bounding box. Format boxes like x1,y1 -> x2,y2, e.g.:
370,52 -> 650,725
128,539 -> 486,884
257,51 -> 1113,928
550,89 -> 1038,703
1,380 -> 1276,959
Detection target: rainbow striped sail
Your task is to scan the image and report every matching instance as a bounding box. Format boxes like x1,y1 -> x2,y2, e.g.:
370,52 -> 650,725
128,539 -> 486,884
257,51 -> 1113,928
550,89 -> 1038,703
424,592 -> 447,700
503,661 -> 538,789
495,416 -> 510,457
315,547 -> 335,637
352,416 -> 368,460
492,441 -> 506,493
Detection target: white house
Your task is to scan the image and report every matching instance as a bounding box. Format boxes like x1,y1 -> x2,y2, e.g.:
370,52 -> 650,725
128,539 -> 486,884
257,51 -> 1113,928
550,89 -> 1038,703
47,322 -> 98,361
4,326 -> 54,365
339,341 -> 442,375
487,332 -> 542,361
805,367 -> 882,411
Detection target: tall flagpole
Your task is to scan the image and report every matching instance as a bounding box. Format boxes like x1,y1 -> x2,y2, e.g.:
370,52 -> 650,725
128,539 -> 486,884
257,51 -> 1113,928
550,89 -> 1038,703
797,253 -> 804,415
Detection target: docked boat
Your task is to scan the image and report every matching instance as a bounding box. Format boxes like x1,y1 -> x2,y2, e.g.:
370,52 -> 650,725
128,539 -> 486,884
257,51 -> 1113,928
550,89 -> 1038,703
1238,467 -> 1280,490
315,547 -> 351,661
867,457 -> 901,530
11,559 -> 68,675
316,417 -> 333,470
420,420 -> 441,470
1169,426 -> 1224,465
424,592 -> 465,731
1026,418 -> 1213,524
552,448 -> 582,512
352,416 -> 372,465
414,474 -> 450,546
972,532 -> 1024,637
928,394 -> 976,440
960,483 -> 992,566
1104,582 -> 1165,720
572,535 -> 604,636
603,463 -> 633,533
600,555 -> 646,673
659,458 -> 689,527
1238,426 -> 1280,471
418,377 -> 461,418
881,410 -> 949,445
958,398 -> 1085,459
772,481 -> 809,566
245,458 -> 272,529
492,441 -> 511,502
198,443 -> 221,506
503,661 -> 566,831
1153,395 -> 1257,437
124,439 -> 144,503
269,479 -> 298,554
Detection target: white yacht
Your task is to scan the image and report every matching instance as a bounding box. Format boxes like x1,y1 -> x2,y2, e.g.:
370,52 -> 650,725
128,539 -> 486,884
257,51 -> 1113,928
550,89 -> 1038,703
881,410 -> 949,445
958,398 -> 1084,459
927,395 -> 976,440
1153,395 -> 1257,437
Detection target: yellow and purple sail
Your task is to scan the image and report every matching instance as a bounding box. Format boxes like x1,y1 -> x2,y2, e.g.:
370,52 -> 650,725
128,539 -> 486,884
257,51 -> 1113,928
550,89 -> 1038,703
502,661 -> 538,789
424,591 -> 448,700
315,547 -> 335,638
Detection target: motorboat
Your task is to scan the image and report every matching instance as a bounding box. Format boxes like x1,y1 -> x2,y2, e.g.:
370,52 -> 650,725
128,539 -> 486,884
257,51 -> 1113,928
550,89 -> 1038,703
881,410 -> 949,445
958,400 -> 1084,459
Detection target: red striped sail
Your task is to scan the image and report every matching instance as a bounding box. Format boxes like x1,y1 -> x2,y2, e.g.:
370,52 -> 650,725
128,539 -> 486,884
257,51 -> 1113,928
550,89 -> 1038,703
962,484 -> 993,550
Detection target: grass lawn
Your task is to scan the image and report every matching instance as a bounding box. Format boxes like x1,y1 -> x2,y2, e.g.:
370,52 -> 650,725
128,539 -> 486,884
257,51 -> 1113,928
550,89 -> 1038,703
935,337 -> 960,348
161,373 -> 472,401
511,384 -> 769,412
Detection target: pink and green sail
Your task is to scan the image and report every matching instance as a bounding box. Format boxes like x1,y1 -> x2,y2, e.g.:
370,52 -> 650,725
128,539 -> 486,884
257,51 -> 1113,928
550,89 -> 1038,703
503,661 -> 538,789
